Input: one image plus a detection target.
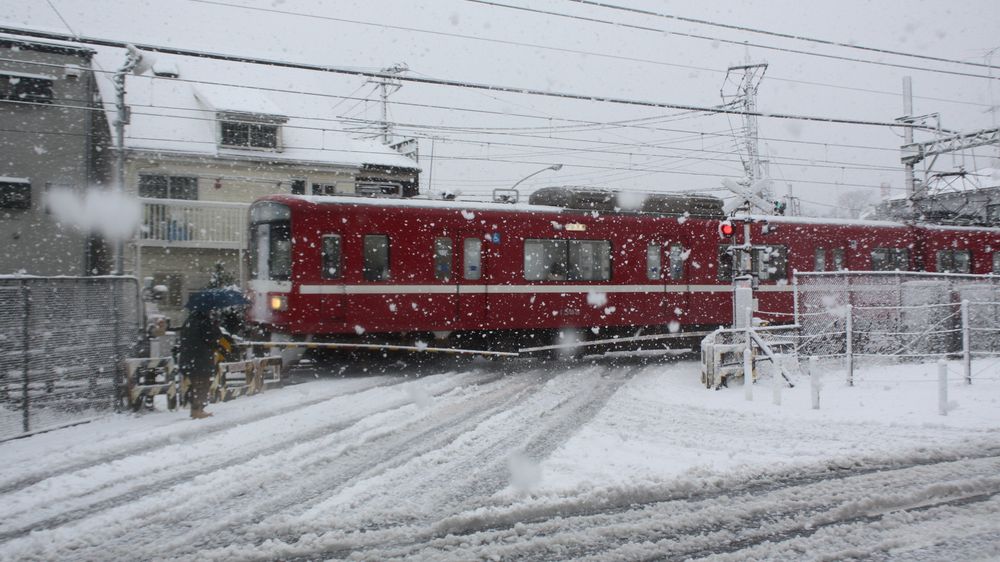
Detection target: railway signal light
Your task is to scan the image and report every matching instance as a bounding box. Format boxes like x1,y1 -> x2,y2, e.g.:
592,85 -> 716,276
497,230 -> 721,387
718,220 -> 734,238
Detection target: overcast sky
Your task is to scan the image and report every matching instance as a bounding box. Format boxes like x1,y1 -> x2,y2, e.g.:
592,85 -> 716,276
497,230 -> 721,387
4,0 -> 999,211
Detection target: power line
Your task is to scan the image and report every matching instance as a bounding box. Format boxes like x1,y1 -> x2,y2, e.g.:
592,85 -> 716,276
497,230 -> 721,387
180,0 -> 992,109
464,0 -> 1000,81
563,0 -> 998,71
0,25 -> 940,130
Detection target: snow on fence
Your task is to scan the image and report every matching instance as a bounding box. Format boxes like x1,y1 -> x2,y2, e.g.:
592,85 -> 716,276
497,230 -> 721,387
786,272 -> 1000,385
0,277 -> 142,441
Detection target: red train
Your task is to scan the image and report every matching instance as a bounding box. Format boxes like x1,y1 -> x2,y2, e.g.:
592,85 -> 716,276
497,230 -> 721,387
245,188 -> 1000,352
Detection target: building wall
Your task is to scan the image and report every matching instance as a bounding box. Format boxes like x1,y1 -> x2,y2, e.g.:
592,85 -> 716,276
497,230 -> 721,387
0,40 -> 98,275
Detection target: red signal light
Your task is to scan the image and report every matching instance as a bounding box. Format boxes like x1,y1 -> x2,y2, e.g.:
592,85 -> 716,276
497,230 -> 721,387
718,220 -> 734,238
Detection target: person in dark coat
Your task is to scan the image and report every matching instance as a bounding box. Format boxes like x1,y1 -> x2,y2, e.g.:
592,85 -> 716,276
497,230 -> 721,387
179,309 -> 223,419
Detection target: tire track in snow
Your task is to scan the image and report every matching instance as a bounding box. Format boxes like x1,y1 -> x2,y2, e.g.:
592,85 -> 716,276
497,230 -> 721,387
0,372 -> 408,496
263,365 -> 641,561
0,368 -> 509,544
358,453 -> 1000,561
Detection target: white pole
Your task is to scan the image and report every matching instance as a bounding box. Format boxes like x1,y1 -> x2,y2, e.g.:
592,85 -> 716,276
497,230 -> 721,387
744,347 -> 753,401
772,358 -> 782,406
846,304 -> 854,386
938,360 -> 948,416
961,299 -> 971,384
792,275 -> 799,326
810,355 -> 820,410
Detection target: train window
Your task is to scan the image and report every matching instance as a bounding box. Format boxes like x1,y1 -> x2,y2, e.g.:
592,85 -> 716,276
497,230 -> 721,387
871,248 -> 909,271
434,237 -> 453,281
936,250 -> 971,274
321,235 -> 342,279
524,239 -> 568,281
647,243 -> 662,280
363,235 -> 390,281
668,244 -> 685,280
251,223 -> 291,281
814,248 -> 826,272
832,248 -> 845,271
994,252 -> 1000,274
463,238 -> 482,280
755,245 -> 788,281
568,240 -> 611,281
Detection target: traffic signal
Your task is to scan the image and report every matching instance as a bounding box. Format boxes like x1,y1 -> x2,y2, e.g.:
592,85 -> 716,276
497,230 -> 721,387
718,220 -> 734,238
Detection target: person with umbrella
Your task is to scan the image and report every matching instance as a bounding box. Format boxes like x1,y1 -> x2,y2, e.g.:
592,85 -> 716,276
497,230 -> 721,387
179,289 -> 247,419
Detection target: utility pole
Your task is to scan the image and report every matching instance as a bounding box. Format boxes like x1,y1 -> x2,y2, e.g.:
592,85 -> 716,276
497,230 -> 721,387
369,63 -> 408,144
901,76 -> 917,198
721,62 -> 770,204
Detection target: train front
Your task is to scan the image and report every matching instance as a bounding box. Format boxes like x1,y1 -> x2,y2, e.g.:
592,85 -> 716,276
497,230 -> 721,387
246,197 -> 295,339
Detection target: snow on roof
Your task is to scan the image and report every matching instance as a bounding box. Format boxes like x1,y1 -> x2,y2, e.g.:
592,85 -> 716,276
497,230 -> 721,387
89,47 -> 420,171
193,83 -> 284,117
0,176 -> 31,184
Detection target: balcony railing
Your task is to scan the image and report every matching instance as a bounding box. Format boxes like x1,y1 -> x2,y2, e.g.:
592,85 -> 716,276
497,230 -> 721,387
138,198 -> 249,249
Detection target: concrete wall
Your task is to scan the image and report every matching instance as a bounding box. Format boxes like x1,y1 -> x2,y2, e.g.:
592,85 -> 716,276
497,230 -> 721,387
0,40 -> 99,275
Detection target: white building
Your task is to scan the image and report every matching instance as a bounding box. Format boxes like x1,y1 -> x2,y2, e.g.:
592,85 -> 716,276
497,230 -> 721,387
91,48 -> 420,320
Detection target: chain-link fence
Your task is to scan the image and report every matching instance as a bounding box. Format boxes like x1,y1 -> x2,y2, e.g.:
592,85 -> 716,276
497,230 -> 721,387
790,273 -> 1000,378
0,277 -> 142,441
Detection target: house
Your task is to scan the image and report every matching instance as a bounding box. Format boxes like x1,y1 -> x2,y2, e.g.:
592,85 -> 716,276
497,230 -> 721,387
88,47 -> 421,321
0,35 -> 109,275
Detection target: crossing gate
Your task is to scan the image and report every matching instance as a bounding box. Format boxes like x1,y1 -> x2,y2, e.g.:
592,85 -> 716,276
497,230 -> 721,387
209,357 -> 284,402
124,357 -> 179,411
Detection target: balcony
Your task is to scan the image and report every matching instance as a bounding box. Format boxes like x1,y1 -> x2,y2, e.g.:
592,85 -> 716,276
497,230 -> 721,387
138,198 -> 249,249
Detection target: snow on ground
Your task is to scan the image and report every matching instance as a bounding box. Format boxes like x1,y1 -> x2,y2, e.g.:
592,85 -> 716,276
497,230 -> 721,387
0,356 -> 997,560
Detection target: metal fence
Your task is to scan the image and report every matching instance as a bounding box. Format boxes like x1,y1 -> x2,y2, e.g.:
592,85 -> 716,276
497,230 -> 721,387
791,272 -> 1000,369
0,277 -> 142,441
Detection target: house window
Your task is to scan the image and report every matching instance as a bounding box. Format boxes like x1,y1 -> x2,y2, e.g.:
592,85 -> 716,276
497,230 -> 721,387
356,180 -> 403,197
220,120 -> 279,150
363,234 -> 390,281
0,73 -> 53,104
291,180 -> 306,195
312,183 -> 338,196
321,235 -> 341,279
138,175 -> 198,200
0,179 -> 32,210
936,249 -> 971,274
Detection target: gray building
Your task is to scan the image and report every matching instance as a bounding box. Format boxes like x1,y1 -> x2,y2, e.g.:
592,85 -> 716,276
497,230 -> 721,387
0,35 -> 109,275
875,169 -> 1000,227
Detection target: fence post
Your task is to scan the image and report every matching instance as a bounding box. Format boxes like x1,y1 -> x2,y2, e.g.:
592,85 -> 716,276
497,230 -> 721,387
21,282 -> 31,434
810,355 -> 820,410
961,299 -> 971,385
792,275 -> 799,327
743,347 -> 753,401
772,357 -> 782,406
938,360 -> 948,416
845,304 -> 854,387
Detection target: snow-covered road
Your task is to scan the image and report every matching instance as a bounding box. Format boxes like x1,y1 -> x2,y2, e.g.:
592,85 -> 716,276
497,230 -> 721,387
0,356 -> 998,560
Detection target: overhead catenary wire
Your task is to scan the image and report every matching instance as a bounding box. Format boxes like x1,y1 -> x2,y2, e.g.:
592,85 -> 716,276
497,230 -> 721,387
181,0 -> 994,108
562,0 -> 999,71
464,0 -> 1000,81
0,26 -> 958,130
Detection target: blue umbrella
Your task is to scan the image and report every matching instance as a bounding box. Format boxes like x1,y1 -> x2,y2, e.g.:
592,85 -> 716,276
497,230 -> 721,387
185,288 -> 250,311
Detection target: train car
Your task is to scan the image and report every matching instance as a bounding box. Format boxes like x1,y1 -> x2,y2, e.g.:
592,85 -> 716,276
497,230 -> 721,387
245,189 -> 1000,353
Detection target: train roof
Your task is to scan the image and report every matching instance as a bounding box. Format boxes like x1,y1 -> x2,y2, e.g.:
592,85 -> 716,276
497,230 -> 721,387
256,194 -> 1000,234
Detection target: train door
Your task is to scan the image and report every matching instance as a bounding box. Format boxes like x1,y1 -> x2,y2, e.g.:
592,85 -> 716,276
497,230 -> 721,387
458,234 -> 487,328
318,233 -> 345,321
663,237 -> 690,327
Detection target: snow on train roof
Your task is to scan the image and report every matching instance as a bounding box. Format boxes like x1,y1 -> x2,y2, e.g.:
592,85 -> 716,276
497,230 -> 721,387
282,195 -> 1000,233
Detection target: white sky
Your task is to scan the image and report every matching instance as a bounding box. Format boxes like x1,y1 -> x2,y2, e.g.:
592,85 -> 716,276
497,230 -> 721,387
4,0 -> 999,211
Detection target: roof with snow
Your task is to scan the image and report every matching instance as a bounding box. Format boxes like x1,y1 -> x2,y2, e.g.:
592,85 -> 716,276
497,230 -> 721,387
83,45 -> 419,171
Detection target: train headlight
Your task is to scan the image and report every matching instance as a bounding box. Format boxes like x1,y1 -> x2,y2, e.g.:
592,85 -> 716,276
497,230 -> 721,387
718,220 -> 734,238
270,295 -> 288,311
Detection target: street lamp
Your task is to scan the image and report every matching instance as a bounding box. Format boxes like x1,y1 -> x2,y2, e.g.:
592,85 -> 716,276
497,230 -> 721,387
494,164 -> 563,203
